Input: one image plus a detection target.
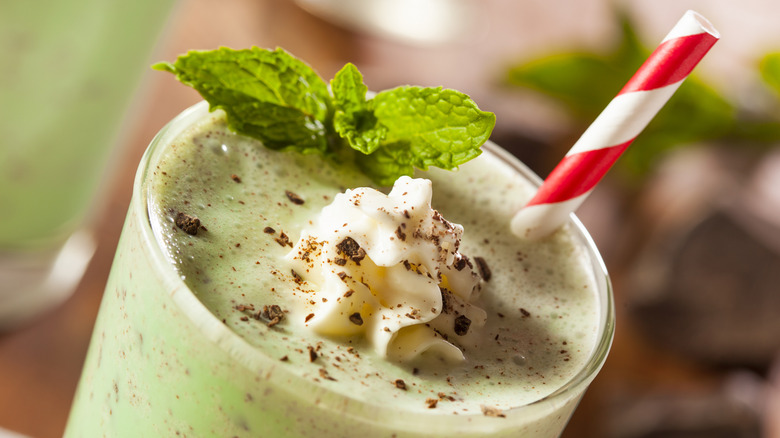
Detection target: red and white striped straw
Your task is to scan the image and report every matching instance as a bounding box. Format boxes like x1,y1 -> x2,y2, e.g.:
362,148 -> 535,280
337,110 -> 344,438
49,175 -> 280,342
510,10 -> 720,240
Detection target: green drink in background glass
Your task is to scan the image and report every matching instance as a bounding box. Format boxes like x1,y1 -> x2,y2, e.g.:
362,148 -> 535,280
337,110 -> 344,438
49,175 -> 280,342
0,0 -> 177,328
64,98 -> 614,436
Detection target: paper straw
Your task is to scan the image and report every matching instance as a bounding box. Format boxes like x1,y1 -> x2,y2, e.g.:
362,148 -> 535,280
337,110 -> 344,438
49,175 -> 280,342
510,10 -> 720,240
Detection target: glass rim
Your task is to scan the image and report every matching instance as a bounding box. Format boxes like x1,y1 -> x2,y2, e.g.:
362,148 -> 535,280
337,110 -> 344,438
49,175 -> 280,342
133,100 -> 615,431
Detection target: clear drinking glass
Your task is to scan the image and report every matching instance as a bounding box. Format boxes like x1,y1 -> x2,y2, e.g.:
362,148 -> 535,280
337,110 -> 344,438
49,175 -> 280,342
64,101 -> 614,437
0,0 -> 177,329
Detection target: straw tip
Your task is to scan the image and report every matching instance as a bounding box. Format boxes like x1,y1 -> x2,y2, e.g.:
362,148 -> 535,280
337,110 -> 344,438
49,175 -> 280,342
685,10 -> 720,40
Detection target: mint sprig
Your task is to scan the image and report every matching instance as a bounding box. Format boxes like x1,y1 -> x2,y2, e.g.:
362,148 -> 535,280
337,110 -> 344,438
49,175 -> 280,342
153,47 -> 332,154
153,47 -> 495,185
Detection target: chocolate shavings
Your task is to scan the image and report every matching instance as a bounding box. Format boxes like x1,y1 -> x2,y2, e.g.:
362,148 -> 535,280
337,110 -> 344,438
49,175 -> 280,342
348,312 -> 363,326
175,212 -> 201,235
474,256 -> 491,281
285,190 -> 305,205
454,314 -> 472,336
336,237 -> 366,264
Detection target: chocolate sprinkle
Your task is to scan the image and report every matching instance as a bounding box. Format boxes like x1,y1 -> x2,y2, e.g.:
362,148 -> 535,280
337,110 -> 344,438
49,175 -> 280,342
319,368 -> 336,381
274,232 -> 292,247
308,346 -> 318,362
260,305 -> 285,327
285,190 -> 305,205
348,312 -> 364,326
454,314 -> 471,336
395,225 -> 407,241
481,405 -> 506,418
440,289 -> 454,314
336,237 -> 366,264
474,256 -> 491,281
175,212 -> 200,235
453,255 -> 472,271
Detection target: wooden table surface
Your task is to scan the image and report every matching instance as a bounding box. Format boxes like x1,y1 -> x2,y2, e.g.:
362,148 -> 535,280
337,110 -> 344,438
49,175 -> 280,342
0,1 -> 768,437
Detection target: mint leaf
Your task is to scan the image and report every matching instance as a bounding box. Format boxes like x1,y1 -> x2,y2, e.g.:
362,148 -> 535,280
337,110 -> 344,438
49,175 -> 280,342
331,63 -> 387,154
331,63 -> 367,111
153,47 -> 332,154
355,142 -> 416,186
371,86 -> 494,170
155,47 -> 496,185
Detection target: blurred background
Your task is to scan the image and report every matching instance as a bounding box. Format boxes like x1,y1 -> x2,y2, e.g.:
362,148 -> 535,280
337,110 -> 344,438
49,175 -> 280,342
1,0 -> 779,436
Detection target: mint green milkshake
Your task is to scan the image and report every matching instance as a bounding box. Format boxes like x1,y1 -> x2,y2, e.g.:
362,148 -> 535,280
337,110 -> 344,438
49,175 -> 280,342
0,0 -> 175,327
65,101 -> 613,437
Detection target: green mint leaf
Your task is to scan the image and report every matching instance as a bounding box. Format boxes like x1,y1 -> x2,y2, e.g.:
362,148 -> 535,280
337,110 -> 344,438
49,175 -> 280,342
331,63 -> 387,154
155,48 -> 496,185
371,86 -> 495,171
355,142 -> 415,186
152,47 -> 332,154
331,63 -> 367,111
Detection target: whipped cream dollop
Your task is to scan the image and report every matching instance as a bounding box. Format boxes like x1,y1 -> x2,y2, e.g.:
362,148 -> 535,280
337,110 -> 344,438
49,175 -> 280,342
286,176 -> 487,363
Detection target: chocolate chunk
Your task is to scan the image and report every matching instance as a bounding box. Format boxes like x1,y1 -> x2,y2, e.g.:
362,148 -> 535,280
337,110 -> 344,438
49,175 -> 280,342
261,304 -> 285,327
336,237 -> 366,264
319,368 -> 336,381
481,405 -> 506,418
348,312 -> 363,326
234,304 -> 255,312
175,212 -> 201,235
263,227 -> 275,234
454,315 -> 471,336
394,379 -> 407,390
285,190 -> 304,205
474,256 -> 491,281
440,289 -> 454,314
308,346 -> 318,362
395,225 -> 407,241
274,232 -> 292,247
291,269 -> 303,284
438,392 -> 455,402
425,398 -> 438,409
453,255 -> 473,272
231,174 -> 242,183
519,308 -> 531,317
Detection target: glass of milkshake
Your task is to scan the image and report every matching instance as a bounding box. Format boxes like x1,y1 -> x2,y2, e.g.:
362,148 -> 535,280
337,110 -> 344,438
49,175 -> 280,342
0,0 -> 176,329
65,94 -> 614,436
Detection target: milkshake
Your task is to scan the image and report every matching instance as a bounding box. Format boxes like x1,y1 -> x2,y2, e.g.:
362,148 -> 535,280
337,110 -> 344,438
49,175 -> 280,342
0,0 -> 175,327
65,99 -> 613,437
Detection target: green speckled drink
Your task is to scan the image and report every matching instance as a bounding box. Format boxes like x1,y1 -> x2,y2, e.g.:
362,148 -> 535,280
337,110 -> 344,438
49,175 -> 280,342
0,0 -> 175,327
65,101 -> 613,437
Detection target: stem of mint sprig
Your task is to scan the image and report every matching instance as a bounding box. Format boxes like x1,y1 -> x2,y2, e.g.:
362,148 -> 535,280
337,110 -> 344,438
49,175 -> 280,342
153,47 -> 495,186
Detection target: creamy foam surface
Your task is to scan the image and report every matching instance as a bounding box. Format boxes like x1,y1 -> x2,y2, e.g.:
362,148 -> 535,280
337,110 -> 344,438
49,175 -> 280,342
148,111 -> 601,415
